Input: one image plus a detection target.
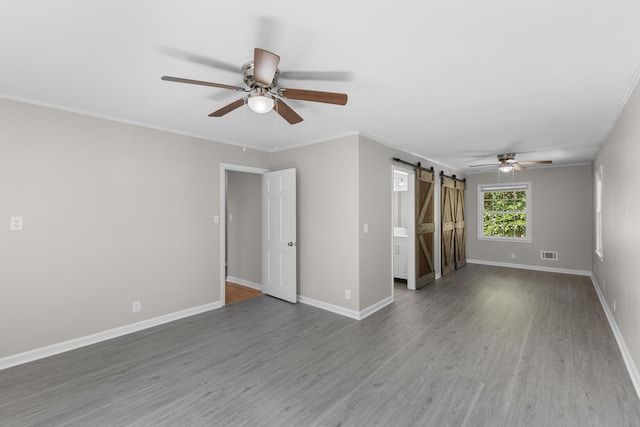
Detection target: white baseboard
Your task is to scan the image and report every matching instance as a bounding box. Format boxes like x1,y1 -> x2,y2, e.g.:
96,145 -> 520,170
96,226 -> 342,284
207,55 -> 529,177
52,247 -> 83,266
466,259 -> 591,276
359,296 -> 394,320
298,295 -> 360,320
226,276 -> 262,291
590,274 -> 640,400
0,301 -> 222,371
298,295 -> 393,320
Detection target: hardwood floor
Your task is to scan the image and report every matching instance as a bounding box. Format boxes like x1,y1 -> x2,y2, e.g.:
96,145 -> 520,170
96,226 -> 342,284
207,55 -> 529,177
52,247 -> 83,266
1,265 -> 639,426
225,281 -> 262,305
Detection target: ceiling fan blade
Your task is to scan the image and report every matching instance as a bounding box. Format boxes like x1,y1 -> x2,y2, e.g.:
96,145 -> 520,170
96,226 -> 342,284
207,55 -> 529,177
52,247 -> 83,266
469,163 -> 498,168
208,98 -> 246,117
253,48 -> 280,86
517,160 -> 553,165
279,71 -> 353,81
162,76 -> 245,91
513,163 -> 526,171
274,98 -> 303,124
278,88 -> 348,105
160,47 -> 239,73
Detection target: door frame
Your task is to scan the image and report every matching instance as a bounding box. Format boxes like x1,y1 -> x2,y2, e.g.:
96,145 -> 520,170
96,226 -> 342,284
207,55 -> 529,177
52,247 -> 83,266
220,162 -> 269,306
392,165 -> 416,290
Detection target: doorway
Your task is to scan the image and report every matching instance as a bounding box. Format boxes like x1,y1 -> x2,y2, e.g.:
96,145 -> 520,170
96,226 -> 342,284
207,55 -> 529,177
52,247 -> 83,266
220,163 -> 269,305
225,169 -> 264,304
392,166 -> 416,291
220,163 -> 298,305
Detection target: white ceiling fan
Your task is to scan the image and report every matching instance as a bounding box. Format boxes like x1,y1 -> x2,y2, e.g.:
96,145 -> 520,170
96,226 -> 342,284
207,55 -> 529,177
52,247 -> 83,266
161,48 -> 348,125
470,153 -> 552,172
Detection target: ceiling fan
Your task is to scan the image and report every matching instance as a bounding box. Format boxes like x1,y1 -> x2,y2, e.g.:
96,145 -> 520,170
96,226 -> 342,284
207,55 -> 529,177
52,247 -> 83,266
470,153 -> 552,172
161,48 -> 348,125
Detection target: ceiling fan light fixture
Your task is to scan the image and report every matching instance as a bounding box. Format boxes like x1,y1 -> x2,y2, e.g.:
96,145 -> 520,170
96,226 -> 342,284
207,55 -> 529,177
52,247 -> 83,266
499,165 -> 514,173
247,93 -> 274,114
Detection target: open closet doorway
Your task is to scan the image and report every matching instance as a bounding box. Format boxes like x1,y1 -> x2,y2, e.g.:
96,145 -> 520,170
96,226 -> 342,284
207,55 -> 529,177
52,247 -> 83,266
220,163 -> 268,305
392,166 -> 416,291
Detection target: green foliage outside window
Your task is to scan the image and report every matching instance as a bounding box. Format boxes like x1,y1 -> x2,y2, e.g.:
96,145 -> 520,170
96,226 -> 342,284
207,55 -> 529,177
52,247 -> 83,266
482,190 -> 527,238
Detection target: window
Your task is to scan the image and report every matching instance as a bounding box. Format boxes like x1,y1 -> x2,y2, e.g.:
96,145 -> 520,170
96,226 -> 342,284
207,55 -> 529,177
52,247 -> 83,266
477,182 -> 532,242
595,165 -> 603,259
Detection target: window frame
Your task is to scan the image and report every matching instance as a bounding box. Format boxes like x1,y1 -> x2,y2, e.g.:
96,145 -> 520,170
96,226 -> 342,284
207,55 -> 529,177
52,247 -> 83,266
595,165 -> 603,260
477,182 -> 532,243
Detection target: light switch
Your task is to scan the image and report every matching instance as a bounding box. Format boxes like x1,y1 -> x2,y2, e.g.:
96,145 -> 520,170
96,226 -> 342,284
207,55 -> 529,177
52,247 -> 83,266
363,223 -> 369,234
213,215 -> 219,224
10,217 -> 23,231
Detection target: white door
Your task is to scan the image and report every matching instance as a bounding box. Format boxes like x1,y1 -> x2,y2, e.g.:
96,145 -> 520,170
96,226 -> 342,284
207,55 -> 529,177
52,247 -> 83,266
262,168 -> 297,303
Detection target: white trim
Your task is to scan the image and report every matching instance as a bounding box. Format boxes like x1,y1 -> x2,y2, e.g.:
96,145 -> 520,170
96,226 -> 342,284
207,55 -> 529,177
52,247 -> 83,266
608,59 -> 640,127
477,236 -> 532,244
392,165 -> 416,291
361,131 -> 460,173
359,296 -> 394,320
590,274 -> 640,399
226,276 -> 262,291
270,131 -> 360,153
477,181 -> 532,243
595,164 -> 604,261
594,249 -> 604,261
298,295 -> 360,320
0,301 -> 221,371
0,93 -> 275,152
298,295 -> 394,321
220,163 -> 269,307
466,259 -> 591,276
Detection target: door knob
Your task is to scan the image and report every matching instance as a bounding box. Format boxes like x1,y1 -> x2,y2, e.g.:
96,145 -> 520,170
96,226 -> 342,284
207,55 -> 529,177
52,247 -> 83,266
287,241 -> 297,246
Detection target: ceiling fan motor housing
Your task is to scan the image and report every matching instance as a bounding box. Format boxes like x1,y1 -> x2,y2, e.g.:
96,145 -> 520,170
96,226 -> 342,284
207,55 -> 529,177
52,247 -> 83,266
242,61 -> 279,89
497,153 -> 517,162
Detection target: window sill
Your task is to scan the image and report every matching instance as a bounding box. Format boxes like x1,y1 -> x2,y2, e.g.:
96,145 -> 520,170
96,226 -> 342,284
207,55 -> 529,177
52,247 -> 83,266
477,236 -> 532,244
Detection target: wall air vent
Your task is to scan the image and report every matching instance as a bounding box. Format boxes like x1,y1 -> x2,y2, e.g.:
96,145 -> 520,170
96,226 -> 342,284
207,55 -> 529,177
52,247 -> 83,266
541,251 -> 558,261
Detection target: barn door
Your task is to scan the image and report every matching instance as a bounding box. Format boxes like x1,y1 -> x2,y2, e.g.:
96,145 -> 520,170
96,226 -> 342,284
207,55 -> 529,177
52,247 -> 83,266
441,176 -> 456,276
454,180 -> 466,269
415,169 -> 435,289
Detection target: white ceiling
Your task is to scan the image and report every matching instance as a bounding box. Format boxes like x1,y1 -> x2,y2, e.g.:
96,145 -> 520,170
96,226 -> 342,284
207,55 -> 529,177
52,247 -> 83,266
2,1 -> 639,172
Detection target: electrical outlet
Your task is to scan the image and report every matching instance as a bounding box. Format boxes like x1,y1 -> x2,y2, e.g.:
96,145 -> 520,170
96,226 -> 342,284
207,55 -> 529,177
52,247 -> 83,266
510,253 -> 516,260
132,300 -> 141,313
363,223 -> 368,234
345,290 -> 351,300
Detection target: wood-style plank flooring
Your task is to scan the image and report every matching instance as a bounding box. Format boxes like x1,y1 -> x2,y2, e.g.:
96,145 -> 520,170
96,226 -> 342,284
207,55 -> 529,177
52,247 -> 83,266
1,265 -> 639,426
225,281 -> 262,305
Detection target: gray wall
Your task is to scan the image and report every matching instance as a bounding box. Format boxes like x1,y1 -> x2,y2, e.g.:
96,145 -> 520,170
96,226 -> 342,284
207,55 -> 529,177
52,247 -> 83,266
358,136 -> 394,309
270,134 -> 461,313
269,135 -> 361,310
0,97 -> 463,360
593,80 -> 640,374
226,171 -> 262,285
465,165 -> 592,272
0,98 -> 269,358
